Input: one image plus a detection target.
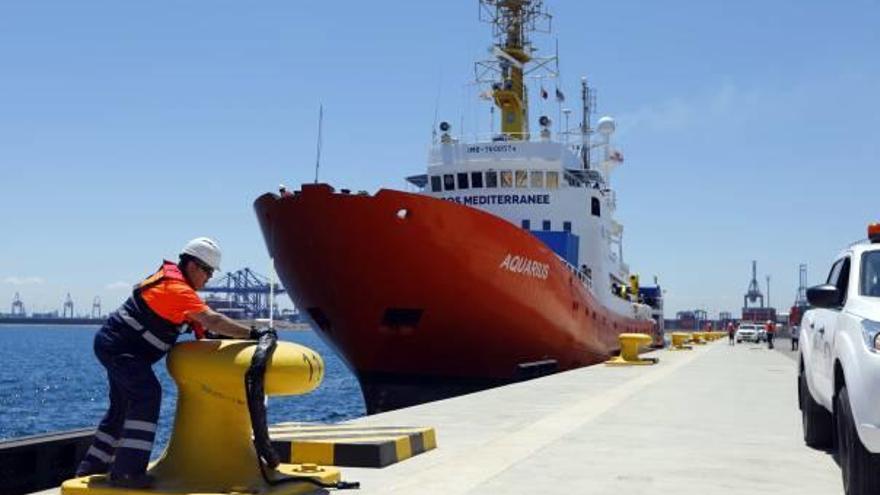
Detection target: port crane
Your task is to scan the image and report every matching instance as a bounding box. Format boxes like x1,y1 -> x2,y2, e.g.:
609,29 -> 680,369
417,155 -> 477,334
744,260 -> 765,308
91,296 -> 102,318
11,292 -> 25,316
62,293 -> 74,318
200,267 -> 286,318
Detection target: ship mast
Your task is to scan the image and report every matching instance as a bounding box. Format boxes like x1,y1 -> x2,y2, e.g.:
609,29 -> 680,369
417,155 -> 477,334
581,77 -> 592,169
478,0 -> 552,141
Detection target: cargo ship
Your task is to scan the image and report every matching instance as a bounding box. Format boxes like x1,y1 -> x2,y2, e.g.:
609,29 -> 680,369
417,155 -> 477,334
254,0 -> 662,413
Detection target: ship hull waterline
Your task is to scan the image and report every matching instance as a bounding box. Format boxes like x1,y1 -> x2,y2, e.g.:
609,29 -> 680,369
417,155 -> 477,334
254,184 -> 655,413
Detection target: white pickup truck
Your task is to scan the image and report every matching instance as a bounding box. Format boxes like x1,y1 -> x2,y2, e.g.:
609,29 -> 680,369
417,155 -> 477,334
799,225 -> 880,495
735,323 -> 760,343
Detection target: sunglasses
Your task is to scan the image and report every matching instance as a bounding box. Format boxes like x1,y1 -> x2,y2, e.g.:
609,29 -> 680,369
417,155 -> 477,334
195,260 -> 214,278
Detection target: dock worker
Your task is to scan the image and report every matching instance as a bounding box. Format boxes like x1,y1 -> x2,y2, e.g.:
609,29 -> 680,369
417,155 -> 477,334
790,324 -> 800,351
765,320 -> 776,350
76,237 -> 272,488
727,322 -> 735,346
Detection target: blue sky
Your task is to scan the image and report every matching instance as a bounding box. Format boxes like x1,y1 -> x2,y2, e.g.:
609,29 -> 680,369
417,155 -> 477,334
0,0 -> 877,317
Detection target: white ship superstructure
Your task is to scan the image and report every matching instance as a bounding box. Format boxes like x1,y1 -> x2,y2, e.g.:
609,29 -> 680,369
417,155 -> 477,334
408,114 -> 651,322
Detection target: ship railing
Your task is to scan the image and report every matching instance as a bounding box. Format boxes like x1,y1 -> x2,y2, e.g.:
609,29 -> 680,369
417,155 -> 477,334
605,189 -> 617,210
556,255 -> 593,290
434,131 -> 585,146
435,132 -> 528,145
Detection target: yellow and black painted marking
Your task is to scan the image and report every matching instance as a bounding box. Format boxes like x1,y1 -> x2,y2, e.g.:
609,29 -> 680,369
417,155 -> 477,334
270,423 -> 436,468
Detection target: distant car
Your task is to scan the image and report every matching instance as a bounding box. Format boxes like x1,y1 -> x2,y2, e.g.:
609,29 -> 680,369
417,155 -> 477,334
735,324 -> 759,343
799,224 -> 880,493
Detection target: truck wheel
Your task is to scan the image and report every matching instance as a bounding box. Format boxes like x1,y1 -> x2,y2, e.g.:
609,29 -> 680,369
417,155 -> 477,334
836,387 -> 880,495
800,370 -> 833,448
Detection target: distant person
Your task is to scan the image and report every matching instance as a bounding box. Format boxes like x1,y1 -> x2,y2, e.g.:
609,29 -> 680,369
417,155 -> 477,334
765,320 -> 776,350
76,238 -> 269,488
791,324 -> 799,351
727,322 -> 736,345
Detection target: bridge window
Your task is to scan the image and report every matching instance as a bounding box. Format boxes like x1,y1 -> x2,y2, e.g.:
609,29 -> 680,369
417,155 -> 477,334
522,219 -> 530,229
515,170 -> 528,188
444,174 -> 455,191
457,172 -> 469,189
486,171 -> 498,188
471,172 -> 483,188
563,221 -> 572,232
542,220 -> 551,231
500,170 -> 513,187
546,171 -> 559,189
430,176 -> 441,192
530,171 -> 544,188
591,197 -> 601,217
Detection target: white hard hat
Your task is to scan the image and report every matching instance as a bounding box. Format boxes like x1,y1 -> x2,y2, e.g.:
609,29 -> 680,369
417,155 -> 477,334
181,237 -> 222,271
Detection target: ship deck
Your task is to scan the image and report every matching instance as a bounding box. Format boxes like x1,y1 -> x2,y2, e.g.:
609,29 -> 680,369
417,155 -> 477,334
31,339 -> 842,495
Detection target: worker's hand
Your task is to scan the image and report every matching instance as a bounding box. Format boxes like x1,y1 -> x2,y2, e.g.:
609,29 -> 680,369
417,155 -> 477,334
248,326 -> 277,340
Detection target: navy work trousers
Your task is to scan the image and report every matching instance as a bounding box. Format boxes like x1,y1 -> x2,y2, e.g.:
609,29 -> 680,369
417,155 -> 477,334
76,330 -> 162,478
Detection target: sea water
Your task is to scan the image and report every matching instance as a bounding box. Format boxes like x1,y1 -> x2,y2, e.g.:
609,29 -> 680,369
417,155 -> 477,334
0,324 -> 366,451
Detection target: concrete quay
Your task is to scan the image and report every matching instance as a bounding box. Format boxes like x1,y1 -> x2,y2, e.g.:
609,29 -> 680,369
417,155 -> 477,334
32,338 -> 842,495
340,339 -> 841,494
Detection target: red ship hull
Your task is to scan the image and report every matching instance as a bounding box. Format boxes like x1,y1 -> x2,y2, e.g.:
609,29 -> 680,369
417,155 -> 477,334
254,184 -> 654,412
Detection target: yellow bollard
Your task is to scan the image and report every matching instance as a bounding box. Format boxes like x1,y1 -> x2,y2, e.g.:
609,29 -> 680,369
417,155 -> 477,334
669,332 -> 692,350
62,340 -> 340,495
690,332 -> 707,345
606,333 -> 658,366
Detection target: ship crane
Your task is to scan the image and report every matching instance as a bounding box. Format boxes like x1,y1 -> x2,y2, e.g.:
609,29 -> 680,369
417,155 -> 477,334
63,293 -> 74,318
744,260 -> 765,308
11,292 -> 25,316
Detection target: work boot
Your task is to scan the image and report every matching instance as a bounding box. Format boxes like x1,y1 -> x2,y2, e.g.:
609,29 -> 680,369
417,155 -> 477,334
75,461 -> 107,477
109,473 -> 154,489
75,467 -> 106,477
